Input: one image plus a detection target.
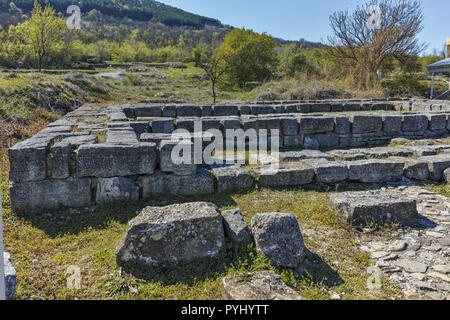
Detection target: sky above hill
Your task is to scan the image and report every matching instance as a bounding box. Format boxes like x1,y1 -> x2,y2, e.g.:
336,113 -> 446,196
159,0 -> 449,55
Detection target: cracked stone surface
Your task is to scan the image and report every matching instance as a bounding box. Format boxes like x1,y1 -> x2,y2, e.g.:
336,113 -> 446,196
358,186 -> 450,300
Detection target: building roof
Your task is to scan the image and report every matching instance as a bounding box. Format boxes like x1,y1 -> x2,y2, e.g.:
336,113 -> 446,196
426,58 -> 450,73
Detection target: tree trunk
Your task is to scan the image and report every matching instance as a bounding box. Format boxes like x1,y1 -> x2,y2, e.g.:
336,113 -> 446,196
212,79 -> 216,103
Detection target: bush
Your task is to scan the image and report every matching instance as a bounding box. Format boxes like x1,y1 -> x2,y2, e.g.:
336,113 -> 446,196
381,73 -> 428,97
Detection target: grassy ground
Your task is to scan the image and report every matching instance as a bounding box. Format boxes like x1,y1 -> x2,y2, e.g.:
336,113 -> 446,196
1,162 -> 405,300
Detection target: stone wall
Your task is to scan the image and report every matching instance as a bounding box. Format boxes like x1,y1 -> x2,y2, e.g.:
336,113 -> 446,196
8,99 -> 450,212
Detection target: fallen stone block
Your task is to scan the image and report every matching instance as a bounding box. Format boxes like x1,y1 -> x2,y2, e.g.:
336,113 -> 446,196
10,177 -> 92,212
404,160 -> 430,181
329,190 -> 418,225
347,159 -> 404,183
221,208 -> 252,244
212,166 -> 254,193
251,213 -> 307,268
96,177 -> 139,203
141,170 -> 214,197
115,202 -> 225,269
251,162 -> 315,188
221,271 -> 305,300
3,252 -> 16,300
76,143 -> 157,178
417,154 -> 450,181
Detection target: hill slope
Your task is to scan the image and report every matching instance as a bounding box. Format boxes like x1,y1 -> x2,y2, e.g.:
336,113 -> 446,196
0,0 -> 222,28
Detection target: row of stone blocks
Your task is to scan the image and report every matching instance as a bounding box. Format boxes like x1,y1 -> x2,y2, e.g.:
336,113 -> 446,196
10,153 -> 450,213
9,111 -> 450,182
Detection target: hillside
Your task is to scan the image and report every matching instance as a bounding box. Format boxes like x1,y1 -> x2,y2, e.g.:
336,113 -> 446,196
0,0 -> 222,28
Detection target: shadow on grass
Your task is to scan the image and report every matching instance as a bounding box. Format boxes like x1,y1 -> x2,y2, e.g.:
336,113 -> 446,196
118,243 -> 344,289
14,193 -> 238,238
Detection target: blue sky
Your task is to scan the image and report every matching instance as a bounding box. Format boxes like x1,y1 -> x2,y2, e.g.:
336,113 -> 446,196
159,0 -> 449,55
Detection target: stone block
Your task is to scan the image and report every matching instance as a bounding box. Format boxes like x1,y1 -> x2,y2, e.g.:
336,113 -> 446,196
428,114 -> 446,131
417,154 -> 450,181
383,115 -> 402,133
10,177 -> 92,212
317,133 -> 339,149
133,105 -> 162,117
251,213 -> 306,268
329,190 -> 418,225
221,208 -> 252,244
352,115 -> 382,133
76,143 -> 157,177
212,166 -> 254,193
151,118 -> 174,134
212,104 -> 239,116
176,105 -> 201,117
347,159 -> 404,183
116,202 -> 225,269
251,162 -> 315,187
402,115 -> 428,132
160,140 -> 197,176
299,117 -> 334,134
280,117 -> 298,136
96,177 -> 139,203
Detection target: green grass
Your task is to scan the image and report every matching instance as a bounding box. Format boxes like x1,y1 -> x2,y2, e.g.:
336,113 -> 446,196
1,167 -> 404,300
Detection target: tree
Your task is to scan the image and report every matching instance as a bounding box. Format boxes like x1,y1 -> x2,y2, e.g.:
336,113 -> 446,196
201,49 -> 229,103
327,0 -> 426,88
15,1 -> 65,71
216,28 -> 278,88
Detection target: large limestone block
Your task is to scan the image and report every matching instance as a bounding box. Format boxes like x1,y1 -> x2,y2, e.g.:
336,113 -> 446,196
141,170 -> 214,197
251,213 -> 307,268
305,159 -> 348,183
221,271 -> 305,300
221,208 -> 252,244
116,202 -> 225,269
251,163 -> 315,188
299,117 -> 334,134
329,190 -> 418,225
96,177 -> 139,203
9,138 -> 49,182
10,177 -> 92,212
212,166 -> 254,193
160,140 -> 197,176
417,154 -> 450,181
352,115 -> 382,134
76,143 -> 157,178
402,114 -> 428,132
347,159 -> 404,183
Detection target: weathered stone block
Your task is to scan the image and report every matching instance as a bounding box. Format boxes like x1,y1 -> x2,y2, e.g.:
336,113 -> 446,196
76,143 -> 157,177
329,190 -> 418,225
310,103 -> 331,113
141,170 -> 214,197
106,129 -> 138,144
10,177 -> 92,212
160,140 -> 197,176
221,208 -> 252,244
299,117 -> 334,134
317,133 -> 339,149
428,114 -> 446,131
334,116 -> 351,134
221,271 -> 305,300
139,133 -> 172,144
251,163 -> 315,187
176,105 -> 201,117
417,154 -> 450,181
347,159 -> 404,183
50,135 -> 98,179
251,213 -> 306,268
162,105 -> 177,118
212,166 -> 254,193
96,177 -> 139,203
212,104 -> 239,116
283,135 -> 303,148
133,105 -> 162,117
251,106 -> 274,115
116,202 -> 225,269
404,160 -> 430,180
383,115 -> 402,133
9,139 -> 49,182
151,118 -> 174,134
402,114 -> 428,132
352,115 -> 382,134
306,159 -> 348,183
280,117 -> 298,136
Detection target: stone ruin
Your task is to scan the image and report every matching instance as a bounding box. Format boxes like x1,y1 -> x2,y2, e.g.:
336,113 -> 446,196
7,98 -> 450,212
6,97 -> 450,300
